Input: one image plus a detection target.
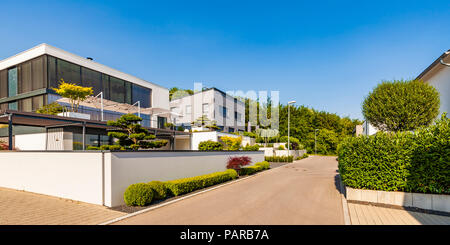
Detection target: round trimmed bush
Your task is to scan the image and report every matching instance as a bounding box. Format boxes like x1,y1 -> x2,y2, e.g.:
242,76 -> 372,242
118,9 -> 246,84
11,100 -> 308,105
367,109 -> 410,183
123,183 -> 154,206
148,181 -> 167,200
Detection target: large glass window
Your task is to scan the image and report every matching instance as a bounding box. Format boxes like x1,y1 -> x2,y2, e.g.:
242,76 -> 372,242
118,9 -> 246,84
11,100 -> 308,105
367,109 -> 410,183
125,82 -> 132,105
101,74 -> 110,100
0,70 -> 7,99
131,84 -> 151,108
57,59 -> 81,85
109,76 -> 125,103
8,68 -> 17,97
81,67 -> 102,95
8,101 -> 17,110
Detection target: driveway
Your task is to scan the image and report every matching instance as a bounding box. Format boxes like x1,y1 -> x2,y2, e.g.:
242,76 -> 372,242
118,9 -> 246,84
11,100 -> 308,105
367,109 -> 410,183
0,187 -> 125,225
113,156 -> 345,225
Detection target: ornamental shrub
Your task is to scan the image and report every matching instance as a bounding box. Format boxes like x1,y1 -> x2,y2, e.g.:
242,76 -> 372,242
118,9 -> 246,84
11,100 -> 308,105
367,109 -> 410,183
123,183 -> 154,206
338,114 -> 450,194
147,181 -> 168,200
226,156 -> 252,172
165,169 -> 238,196
255,161 -> 270,170
240,165 -> 262,175
198,140 -> 224,151
242,144 -> 260,151
264,156 -> 293,163
220,136 -> 242,150
362,79 -> 440,132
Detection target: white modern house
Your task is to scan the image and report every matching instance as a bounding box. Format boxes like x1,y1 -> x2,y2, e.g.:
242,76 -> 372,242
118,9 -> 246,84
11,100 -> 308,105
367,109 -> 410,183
416,49 -> 450,117
169,87 -> 246,132
0,43 -> 190,150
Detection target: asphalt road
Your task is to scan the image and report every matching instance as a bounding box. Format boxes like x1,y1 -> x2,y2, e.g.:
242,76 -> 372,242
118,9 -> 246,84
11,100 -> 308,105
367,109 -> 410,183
113,155 -> 345,225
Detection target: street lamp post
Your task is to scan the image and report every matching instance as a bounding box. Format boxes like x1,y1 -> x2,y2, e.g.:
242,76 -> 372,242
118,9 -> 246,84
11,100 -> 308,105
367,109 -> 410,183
287,101 -> 296,158
314,129 -> 319,155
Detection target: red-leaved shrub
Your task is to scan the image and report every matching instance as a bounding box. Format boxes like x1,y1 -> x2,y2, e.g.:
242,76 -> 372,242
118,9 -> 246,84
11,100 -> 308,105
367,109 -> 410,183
226,156 -> 252,173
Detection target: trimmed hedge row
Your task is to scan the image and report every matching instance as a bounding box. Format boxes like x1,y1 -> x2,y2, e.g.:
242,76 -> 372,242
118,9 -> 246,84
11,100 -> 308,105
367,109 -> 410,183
338,114 -> 450,194
124,169 -> 238,206
265,156 -> 293,162
239,161 -> 270,175
166,169 -> 238,196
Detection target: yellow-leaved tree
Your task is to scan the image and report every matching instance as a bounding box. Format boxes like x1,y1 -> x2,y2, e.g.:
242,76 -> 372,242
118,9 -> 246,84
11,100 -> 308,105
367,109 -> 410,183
52,79 -> 93,112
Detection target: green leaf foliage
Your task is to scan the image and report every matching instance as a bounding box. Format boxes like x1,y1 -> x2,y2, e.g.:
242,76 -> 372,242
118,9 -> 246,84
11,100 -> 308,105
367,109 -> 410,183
338,114 -> 450,194
123,183 -> 154,206
362,79 -> 440,132
106,114 -> 168,150
264,156 -> 293,162
165,169 -> 238,196
198,140 -> 224,151
147,181 -> 168,200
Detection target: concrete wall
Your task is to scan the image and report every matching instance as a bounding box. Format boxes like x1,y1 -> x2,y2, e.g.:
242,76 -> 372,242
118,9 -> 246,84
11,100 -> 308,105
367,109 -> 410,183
14,133 -> 46,150
425,67 -> 450,117
0,152 -> 104,205
0,150 -> 264,207
105,151 -> 264,207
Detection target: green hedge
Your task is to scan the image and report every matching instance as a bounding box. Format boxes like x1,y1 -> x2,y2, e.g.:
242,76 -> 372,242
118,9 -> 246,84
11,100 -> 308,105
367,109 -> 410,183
265,156 -> 293,162
242,144 -> 260,151
338,114 -> 450,194
165,169 -> 238,196
198,140 -> 224,151
123,183 -> 154,206
147,181 -> 168,200
239,161 -> 270,175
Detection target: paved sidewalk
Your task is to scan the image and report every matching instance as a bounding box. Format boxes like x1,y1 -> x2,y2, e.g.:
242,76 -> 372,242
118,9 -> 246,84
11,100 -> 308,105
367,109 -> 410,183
348,202 -> 450,225
0,187 -> 125,225
113,156 -> 345,225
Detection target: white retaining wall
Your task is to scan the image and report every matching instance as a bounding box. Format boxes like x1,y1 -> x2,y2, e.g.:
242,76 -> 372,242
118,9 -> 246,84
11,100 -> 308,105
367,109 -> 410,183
0,151 -> 264,207
0,152 -> 104,205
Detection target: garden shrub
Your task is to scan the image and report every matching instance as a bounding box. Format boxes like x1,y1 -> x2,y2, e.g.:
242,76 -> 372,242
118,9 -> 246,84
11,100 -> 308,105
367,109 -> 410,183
255,161 -> 270,170
242,144 -> 260,151
198,140 -> 224,151
338,114 -> 450,194
86,146 -> 100,150
220,136 -> 242,150
226,156 -> 252,172
278,145 -> 285,150
240,161 -> 270,175
165,169 -> 238,196
123,183 -> 154,206
264,156 -> 293,163
240,165 -> 262,175
147,181 -> 168,200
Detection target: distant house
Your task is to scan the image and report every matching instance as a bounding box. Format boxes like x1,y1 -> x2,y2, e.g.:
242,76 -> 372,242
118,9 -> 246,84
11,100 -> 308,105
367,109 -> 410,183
416,49 -> 450,117
362,121 -> 378,136
169,87 -> 245,133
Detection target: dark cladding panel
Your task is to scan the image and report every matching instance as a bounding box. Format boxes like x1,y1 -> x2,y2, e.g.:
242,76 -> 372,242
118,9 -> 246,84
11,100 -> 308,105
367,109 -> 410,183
31,56 -> 46,90
0,70 -> 7,99
19,61 -> 32,94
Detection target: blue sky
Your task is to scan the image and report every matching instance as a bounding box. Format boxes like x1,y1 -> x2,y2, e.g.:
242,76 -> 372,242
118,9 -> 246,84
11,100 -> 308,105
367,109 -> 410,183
1,0 -> 449,119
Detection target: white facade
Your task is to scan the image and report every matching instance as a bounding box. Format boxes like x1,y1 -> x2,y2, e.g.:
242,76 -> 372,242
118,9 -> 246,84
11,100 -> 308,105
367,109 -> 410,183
0,43 -> 170,128
169,88 -> 245,132
362,120 -> 378,136
0,151 -> 264,207
190,131 -> 254,150
417,50 -> 450,118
